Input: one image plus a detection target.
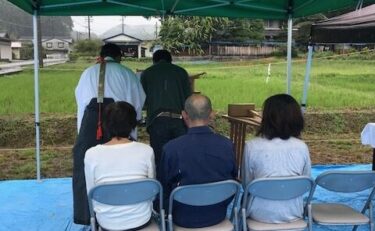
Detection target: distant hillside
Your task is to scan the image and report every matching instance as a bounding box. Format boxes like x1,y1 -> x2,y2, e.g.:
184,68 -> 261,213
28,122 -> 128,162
0,0 -> 73,39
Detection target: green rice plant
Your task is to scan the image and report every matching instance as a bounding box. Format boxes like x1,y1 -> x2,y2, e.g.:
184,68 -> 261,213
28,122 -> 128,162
0,57 -> 374,115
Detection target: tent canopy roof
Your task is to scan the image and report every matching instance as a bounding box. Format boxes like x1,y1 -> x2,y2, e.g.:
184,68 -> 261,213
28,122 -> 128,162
7,0 -> 375,19
312,4 -> 375,44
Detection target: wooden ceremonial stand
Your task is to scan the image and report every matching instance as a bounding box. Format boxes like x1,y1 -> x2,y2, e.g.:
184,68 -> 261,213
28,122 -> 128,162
189,72 -> 206,93
222,106 -> 261,178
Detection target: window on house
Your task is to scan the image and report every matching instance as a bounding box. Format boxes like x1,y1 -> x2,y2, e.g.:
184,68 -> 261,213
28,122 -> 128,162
46,42 -> 52,48
58,42 -> 64,48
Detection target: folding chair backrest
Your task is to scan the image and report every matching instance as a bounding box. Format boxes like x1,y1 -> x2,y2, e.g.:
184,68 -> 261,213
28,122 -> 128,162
245,176 -> 314,201
315,171 -> 375,193
169,180 -> 241,212
88,179 -> 162,217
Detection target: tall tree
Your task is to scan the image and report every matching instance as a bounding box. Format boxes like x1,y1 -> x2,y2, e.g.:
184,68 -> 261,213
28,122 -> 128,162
213,19 -> 264,41
158,16 -> 264,55
159,16 -> 228,55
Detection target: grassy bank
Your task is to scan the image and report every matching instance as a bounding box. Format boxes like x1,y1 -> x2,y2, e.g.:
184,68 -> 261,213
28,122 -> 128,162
0,57 -> 374,115
1,110 -> 375,179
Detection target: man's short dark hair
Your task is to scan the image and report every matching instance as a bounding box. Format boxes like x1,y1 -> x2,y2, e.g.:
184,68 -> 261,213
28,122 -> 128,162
104,101 -> 137,139
184,94 -> 212,121
100,43 -> 122,59
153,49 -> 172,63
257,94 -> 304,140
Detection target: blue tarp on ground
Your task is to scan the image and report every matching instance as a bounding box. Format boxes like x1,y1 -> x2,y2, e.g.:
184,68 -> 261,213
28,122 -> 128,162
0,164 -> 373,231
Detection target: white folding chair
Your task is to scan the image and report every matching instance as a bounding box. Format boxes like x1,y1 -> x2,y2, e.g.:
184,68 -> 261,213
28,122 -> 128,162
308,170 -> 375,231
168,180 -> 242,231
88,179 -> 166,231
242,176 -> 314,231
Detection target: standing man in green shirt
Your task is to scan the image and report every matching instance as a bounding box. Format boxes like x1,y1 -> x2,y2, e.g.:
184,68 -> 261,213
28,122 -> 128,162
141,50 -> 192,178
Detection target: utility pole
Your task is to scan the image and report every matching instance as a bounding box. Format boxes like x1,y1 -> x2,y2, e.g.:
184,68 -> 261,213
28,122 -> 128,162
85,16 -> 93,40
88,16 -> 91,40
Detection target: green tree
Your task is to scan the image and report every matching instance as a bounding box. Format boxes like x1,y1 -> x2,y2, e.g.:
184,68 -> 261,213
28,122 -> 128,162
213,19 -> 264,41
73,39 -> 102,56
159,16 -> 228,55
158,16 -> 264,55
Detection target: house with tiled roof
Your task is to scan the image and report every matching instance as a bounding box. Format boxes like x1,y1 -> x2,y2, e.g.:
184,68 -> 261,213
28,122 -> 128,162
102,24 -> 159,58
18,36 -> 73,59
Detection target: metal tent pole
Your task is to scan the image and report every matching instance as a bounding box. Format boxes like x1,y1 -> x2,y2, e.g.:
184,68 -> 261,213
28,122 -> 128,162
33,10 -> 41,181
286,14 -> 293,94
301,45 -> 314,114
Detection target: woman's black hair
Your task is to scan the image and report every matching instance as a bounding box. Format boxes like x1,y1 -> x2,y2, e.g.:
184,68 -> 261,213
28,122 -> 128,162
103,101 -> 137,139
257,94 -> 304,140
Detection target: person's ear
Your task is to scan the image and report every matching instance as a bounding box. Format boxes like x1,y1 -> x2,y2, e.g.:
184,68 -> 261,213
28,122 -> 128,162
209,110 -> 215,121
182,110 -> 188,120
182,110 -> 189,125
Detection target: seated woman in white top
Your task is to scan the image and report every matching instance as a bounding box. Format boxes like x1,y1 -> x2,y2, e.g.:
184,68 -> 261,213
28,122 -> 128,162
84,101 -> 155,231
242,93 -> 311,224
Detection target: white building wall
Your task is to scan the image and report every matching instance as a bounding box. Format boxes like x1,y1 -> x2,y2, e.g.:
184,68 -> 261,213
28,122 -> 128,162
42,39 -> 71,51
142,41 -> 154,58
0,42 -> 12,60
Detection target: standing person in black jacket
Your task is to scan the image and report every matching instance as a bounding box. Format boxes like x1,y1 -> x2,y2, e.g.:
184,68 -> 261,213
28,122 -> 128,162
141,50 -> 191,179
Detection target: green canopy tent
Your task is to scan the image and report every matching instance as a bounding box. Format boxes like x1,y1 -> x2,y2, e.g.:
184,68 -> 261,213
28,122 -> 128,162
7,0 -> 375,180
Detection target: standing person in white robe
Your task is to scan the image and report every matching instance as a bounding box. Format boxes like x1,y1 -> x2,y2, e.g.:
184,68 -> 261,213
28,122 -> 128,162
73,43 -> 145,225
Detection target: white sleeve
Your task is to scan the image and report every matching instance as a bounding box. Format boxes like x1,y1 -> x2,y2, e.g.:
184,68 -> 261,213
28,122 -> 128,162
132,76 -> 146,121
75,69 -> 90,133
148,150 -> 155,179
84,150 -> 96,194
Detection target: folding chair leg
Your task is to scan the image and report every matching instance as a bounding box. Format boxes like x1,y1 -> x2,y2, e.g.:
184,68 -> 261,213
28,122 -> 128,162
370,202 -> 374,231
234,207 -> 239,231
307,204 -> 312,231
353,202 -> 373,231
241,208 -> 247,231
168,214 -> 173,231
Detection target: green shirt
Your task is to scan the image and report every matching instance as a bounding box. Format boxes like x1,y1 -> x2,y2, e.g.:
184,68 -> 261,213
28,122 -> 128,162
141,61 -> 192,126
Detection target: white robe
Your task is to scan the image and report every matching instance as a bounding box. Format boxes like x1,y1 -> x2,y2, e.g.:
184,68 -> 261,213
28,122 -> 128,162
75,57 -> 145,138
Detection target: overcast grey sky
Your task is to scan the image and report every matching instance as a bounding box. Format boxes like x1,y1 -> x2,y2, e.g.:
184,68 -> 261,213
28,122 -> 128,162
72,16 -> 160,36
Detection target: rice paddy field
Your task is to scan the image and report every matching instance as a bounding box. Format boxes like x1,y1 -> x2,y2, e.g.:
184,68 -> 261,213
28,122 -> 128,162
1,54 -> 375,179
0,55 -> 374,115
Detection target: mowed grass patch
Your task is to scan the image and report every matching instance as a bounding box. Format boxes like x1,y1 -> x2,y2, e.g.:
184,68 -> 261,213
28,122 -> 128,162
0,148 -> 72,179
0,57 -> 374,115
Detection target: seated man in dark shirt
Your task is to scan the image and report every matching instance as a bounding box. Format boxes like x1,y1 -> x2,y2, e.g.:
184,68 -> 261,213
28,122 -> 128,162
160,94 -> 237,228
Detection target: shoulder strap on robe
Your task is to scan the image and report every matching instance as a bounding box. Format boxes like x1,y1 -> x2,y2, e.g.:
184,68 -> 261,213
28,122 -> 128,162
96,62 -> 106,140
